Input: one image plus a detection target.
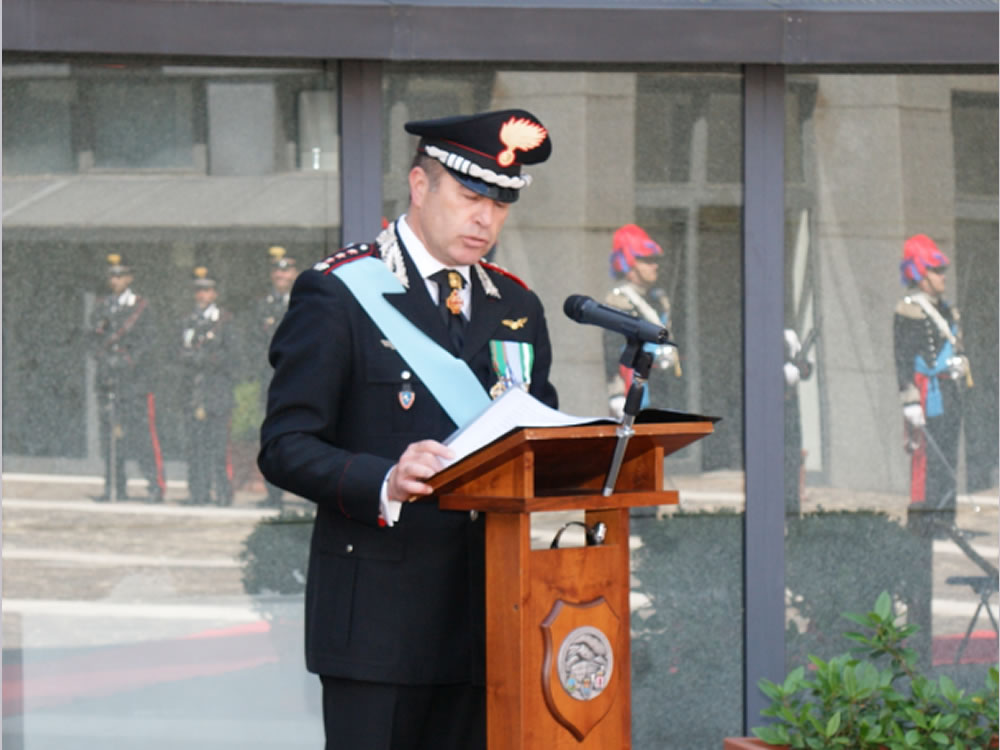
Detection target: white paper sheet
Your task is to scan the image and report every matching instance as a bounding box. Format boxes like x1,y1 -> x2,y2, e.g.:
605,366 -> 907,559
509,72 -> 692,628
440,387 -> 607,469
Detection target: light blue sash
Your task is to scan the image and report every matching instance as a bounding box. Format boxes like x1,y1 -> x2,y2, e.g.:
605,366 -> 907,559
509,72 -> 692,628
914,338 -> 954,418
333,256 -> 490,427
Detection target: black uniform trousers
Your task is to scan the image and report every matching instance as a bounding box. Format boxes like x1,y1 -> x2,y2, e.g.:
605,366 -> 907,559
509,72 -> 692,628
321,676 -> 485,750
185,413 -> 232,505
98,388 -> 165,499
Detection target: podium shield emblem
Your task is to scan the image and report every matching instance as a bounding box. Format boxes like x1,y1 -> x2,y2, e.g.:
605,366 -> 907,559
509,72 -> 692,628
540,596 -> 621,741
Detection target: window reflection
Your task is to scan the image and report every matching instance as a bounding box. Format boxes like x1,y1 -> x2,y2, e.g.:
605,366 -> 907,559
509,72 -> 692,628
382,64 -> 745,750
92,81 -> 198,170
2,58 -> 336,750
783,72 -> 998,691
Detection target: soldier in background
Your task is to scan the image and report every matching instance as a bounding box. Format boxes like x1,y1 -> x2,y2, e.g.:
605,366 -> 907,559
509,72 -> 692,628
251,246 -> 298,508
88,254 -> 166,503
894,234 -> 972,530
180,267 -> 237,506
603,224 -> 680,418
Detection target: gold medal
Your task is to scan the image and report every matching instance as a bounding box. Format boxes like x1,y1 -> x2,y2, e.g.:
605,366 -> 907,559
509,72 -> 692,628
445,272 -> 464,316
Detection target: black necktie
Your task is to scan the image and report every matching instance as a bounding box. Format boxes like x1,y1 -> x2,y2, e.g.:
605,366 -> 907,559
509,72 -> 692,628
430,269 -> 467,354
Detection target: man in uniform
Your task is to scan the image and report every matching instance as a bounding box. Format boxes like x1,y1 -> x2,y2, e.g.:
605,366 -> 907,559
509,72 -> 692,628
250,246 -> 298,508
602,223 -> 679,417
88,254 -> 166,503
180,267 -> 237,506
259,109 -> 557,750
89,254 -> 166,502
893,234 -> 971,529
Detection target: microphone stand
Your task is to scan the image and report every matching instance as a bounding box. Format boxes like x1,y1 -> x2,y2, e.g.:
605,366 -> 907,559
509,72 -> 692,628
602,337 -> 653,497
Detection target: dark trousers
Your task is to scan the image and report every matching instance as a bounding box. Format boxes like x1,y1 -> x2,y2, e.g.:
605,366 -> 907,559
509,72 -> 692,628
186,413 -> 232,505
320,676 -> 485,750
907,381 -> 961,537
99,389 -> 165,499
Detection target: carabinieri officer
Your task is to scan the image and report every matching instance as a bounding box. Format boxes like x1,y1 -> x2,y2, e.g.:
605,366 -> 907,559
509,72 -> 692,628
259,109 -> 558,750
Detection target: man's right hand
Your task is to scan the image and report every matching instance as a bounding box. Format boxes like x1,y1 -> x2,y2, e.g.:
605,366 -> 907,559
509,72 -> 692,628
386,440 -> 455,502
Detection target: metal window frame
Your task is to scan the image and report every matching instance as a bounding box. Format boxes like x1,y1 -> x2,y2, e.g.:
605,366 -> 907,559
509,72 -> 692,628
3,0 -> 997,64
742,63 -> 788,728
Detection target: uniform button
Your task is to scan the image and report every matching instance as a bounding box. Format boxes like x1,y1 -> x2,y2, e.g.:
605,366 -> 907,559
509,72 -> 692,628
345,544 -> 354,554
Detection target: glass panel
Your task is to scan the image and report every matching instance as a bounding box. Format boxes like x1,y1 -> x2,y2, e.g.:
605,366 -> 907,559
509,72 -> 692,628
383,63 -> 745,750
92,81 -> 198,169
783,71 -> 998,708
2,57 -> 339,749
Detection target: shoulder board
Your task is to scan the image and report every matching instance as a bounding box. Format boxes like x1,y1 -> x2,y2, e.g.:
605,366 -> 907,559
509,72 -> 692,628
603,288 -> 633,311
894,296 -> 925,320
479,259 -> 528,289
313,243 -> 378,274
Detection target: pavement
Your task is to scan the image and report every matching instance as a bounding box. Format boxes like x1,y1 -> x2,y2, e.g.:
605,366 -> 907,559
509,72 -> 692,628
1,469 -> 996,749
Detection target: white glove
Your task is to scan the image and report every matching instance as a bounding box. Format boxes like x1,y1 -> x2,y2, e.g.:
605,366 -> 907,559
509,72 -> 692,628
947,355 -> 969,381
784,329 -> 801,359
902,403 -> 925,427
655,344 -> 678,370
784,362 -> 801,388
608,395 -> 626,420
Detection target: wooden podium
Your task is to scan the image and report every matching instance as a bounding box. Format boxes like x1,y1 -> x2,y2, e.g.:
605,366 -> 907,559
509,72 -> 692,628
430,420 -> 714,749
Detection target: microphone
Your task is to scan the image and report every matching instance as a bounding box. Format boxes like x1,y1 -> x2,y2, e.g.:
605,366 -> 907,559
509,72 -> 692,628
563,294 -> 671,344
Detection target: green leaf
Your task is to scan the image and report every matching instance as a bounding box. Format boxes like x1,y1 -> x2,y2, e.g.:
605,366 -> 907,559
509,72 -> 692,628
939,675 -> 961,703
752,725 -> 789,745
937,714 -> 958,730
784,666 -> 806,692
758,679 -> 783,700
930,732 -> 949,745
904,706 -> 923,724
826,711 -> 842,737
874,591 -> 893,620
807,712 -> 826,735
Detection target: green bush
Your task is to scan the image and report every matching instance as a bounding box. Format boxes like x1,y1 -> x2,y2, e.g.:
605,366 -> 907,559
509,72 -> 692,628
231,380 -> 264,442
753,591 -> 999,750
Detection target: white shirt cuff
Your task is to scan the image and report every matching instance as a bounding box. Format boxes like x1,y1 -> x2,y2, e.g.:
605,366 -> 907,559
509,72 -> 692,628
379,469 -> 403,527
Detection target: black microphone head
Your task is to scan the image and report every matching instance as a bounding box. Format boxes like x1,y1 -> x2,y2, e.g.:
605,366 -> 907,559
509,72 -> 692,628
563,294 -> 591,322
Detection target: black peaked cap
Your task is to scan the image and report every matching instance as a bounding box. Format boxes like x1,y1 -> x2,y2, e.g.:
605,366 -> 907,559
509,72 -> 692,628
405,109 -> 551,203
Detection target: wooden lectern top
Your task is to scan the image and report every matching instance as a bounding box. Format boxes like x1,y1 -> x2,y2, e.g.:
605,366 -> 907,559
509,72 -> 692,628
431,421 -> 714,514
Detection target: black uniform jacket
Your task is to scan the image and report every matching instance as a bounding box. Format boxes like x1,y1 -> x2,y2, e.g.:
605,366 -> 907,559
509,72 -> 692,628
179,306 -> 236,417
89,290 -> 155,398
258,227 -> 557,685
892,293 -> 962,411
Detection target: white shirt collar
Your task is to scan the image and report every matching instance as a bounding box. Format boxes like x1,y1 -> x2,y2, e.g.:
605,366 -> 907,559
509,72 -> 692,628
397,215 -> 471,285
